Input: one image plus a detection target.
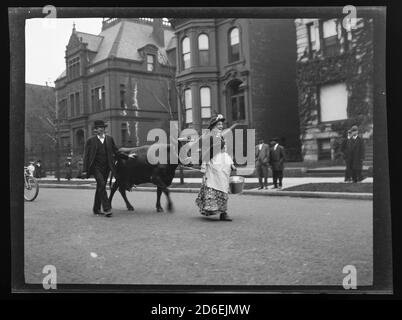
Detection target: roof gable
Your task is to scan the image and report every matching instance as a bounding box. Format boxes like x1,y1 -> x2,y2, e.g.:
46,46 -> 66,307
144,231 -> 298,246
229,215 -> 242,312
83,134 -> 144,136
75,31 -> 103,52
66,30 -> 103,53
91,20 -> 175,64
66,33 -> 81,50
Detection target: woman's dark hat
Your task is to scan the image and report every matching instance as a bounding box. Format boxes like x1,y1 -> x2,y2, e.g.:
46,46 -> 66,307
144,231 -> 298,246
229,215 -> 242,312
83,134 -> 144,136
208,114 -> 225,130
350,125 -> 358,132
94,120 -> 107,128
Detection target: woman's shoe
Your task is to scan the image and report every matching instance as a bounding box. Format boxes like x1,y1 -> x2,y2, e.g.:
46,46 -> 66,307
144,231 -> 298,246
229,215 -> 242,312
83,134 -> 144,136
219,212 -> 232,221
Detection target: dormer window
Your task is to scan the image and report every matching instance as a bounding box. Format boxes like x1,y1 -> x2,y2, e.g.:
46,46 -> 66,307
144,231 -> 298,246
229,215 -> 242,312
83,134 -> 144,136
147,54 -> 155,72
68,56 -> 80,80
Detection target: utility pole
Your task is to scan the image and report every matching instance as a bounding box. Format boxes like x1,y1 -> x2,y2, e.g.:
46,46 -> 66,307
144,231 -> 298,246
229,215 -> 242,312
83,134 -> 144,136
176,84 -> 185,184
55,90 -> 60,181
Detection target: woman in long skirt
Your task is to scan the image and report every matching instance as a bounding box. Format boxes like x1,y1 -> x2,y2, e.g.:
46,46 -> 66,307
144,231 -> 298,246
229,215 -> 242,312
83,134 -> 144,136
196,114 -> 236,221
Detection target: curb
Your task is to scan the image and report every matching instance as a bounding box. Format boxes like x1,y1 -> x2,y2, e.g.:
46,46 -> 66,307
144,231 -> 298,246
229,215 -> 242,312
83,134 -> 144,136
241,190 -> 372,200
39,184 -> 372,200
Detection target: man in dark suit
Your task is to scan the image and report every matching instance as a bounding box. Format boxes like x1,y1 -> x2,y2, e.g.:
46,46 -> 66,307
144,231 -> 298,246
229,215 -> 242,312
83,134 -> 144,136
346,125 -> 365,183
255,138 -> 270,189
269,137 -> 285,189
82,120 -> 121,217
341,129 -> 352,182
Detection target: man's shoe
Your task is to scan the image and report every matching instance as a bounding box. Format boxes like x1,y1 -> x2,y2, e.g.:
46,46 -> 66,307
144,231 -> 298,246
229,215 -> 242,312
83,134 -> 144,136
258,186 -> 263,190
271,186 -> 278,189
219,212 -> 232,221
104,210 -> 113,217
93,210 -> 102,216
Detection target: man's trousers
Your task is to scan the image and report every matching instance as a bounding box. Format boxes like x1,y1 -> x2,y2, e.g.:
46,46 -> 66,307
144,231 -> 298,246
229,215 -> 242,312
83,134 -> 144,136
272,170 -> 283,188
92,166 -> 111,212
256,163 -> 269,187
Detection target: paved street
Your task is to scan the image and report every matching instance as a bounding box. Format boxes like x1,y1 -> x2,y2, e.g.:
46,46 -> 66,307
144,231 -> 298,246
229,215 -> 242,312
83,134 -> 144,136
25,188 -> 373,286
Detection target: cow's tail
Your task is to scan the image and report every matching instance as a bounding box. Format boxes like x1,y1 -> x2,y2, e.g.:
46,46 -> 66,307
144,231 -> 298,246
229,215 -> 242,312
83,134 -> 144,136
109,172 -> 114,189
110,159 -> 119,189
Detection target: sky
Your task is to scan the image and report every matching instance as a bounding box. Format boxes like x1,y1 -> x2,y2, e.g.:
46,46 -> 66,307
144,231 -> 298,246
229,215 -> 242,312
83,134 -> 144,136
25,18 -> 103,87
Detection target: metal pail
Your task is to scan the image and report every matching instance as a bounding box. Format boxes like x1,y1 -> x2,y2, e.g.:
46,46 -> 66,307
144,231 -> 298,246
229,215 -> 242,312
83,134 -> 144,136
229,176 -> 245,194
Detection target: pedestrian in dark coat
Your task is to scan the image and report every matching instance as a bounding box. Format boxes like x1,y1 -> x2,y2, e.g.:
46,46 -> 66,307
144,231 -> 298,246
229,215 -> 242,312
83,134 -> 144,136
255,138 -> 270,189
346,125 -> 365,183
341,130 -> 352,182
34,159 -> 43,178
82,120 -> 121,217
269,137 -> 285,189
65,158 -> 72,181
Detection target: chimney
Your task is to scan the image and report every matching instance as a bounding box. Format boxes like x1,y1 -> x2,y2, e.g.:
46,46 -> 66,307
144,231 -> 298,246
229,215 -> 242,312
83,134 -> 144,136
152,19 -> 164,47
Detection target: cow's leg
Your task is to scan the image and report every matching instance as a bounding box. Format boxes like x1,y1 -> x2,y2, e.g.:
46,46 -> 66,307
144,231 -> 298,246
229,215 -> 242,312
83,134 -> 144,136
154,179 -> 173,212
151,166 -> 174,212
156,186 -> 163,212
152,177 -> 173,212
109,181 -> 119,206
164,188 -> 173,212
119,186 -> 134,211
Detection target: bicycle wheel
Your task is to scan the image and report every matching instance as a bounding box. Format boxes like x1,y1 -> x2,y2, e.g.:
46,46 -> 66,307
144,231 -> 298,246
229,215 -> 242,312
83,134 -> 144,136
24,176 -> 39,201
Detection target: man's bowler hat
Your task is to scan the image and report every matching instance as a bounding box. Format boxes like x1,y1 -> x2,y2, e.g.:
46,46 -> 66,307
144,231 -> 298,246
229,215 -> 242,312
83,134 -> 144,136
208,114 -> 225,130
94,120 -> 107,128
269,137 -> 280,142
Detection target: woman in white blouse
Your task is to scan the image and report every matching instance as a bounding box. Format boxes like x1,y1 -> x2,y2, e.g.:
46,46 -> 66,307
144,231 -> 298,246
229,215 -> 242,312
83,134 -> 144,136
196,114 -> 237,221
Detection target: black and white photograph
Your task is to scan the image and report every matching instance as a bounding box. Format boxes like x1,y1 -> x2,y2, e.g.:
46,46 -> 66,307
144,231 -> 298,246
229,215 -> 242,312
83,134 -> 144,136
9,5 -> 393,299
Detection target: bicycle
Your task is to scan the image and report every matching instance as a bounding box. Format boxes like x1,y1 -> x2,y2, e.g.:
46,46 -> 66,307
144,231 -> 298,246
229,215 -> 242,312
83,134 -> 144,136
24,167 -> 39,201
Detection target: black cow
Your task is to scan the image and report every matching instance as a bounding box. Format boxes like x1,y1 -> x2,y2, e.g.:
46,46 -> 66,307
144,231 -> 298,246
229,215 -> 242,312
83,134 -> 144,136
109,139 -> 191,212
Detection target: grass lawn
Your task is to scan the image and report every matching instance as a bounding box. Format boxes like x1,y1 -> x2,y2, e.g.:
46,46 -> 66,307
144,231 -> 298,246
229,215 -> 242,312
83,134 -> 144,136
283,183 -> 373,193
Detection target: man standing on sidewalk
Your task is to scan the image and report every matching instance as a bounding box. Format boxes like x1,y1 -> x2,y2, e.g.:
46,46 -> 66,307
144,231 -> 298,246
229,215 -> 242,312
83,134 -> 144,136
347,125 -> 365,183
82,120 -> 120,217
341,129 -> 352,182
269,137 -> 285,189
255,138 -> 270,189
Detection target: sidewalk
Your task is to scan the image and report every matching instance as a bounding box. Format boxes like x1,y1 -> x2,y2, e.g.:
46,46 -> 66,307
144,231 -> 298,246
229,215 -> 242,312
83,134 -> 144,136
37,175 -> 373,200
38,176 -> 373,186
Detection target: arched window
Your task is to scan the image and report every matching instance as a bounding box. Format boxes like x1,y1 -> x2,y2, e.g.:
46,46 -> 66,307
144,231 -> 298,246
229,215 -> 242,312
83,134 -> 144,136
198,34 -> 209,66
228,27 -> 240,63
200,87 -> 211,119
182,37 -> 191,69
184,88 -> 192,124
